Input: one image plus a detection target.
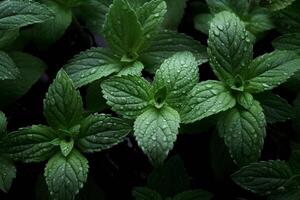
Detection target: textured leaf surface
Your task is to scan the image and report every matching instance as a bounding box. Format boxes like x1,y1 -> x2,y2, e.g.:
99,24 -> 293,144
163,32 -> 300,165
218,101 -> 266,166
132,187 -> 163,200
78,114 -> 131,152
208,11 -> 253,84
0,51 -> 18,80
101,75 -> 153,119
134,106 -> 180,165
0,0 -> 54,30
45,150 -> 88,200
232,160 -> 293,194
64,47 -> 121,88
181,81 -> 236,124
4,125 -> 58,162
153,52 -> 199,110
0,29 -> 19,49
44,70 -> 83,130
273,33 -> 300,54
245,50 -> 300,93
263,0 -> 296,11
0,155 -> 16,193
140,30 -> 207,73
162,0 -> 187,29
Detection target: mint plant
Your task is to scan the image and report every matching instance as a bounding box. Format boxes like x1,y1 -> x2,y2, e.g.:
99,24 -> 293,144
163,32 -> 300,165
3,70 -> 131,199
101,51 -> 200,165
64,0 -> 206,88
181,11 -> 300,166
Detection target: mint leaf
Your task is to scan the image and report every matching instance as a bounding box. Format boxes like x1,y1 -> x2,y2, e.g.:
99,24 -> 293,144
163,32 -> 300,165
262,0 -> 296,11
132,187 -> 163,200
236,92 -> 254,110
194,13 -> 213,35
173,189 -> 213,200
0,0 -> 54,30
0,111 -> 7,136
268,175 -> 300,200
153,52 -> 199,110
78,114 -> 131,153
117,61 -> 144,76
55,0 -> 85,7
60,139 -> 74,157
29,0 -> 72,47
245,50 -> 300,93
208,11 -> 253,85
162,0 -> 187,30
44,70 -> 83,130
0,29 -> 19,49
181,81 -> 236,124
0,155 -> 16,193
64,47 -> 122,88
255,92 -> 295,124
101,75 -> 153,119
0,51 -> 19,80
134,106 -> 180,165
247,8 -> 274,36
0,52 -> 46,108
4,125 -> 58,163
45,150 -> 88,200
232,160 -> 293,195
206,0 -> 250,16
273,33 -> 300,54
218,101 -> 266,166
103,0 -> 143,57
136,0 -> 167,42
140,30 -> 207,73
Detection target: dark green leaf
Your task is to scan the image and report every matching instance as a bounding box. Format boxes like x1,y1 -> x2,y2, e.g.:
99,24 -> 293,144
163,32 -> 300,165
132,187 -> 163,200
0,155 -> 16,193
273,33 -> 300,54
0,51 -> 19,80
173,189 -> 213,200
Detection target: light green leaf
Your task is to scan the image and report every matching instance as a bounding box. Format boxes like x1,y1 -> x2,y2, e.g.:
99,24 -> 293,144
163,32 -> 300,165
134,106 -> 180,165
255,92 -> 295,124
101,75 -> 153,119
0,51 -> 46,108
44,70 -> 83,130
117,61 -> 144,76
140,30 -> 207,73
78,113 -> 131,153
132,187 -> 163,200
103,0 -> 143,58
262,0 -> 296,11
218,101 -> 266,166
0,29 -> 19,49
60,139 -> 74,157
45,150 -> 88,200
236,92 -> 254,110
232,160 -> 293,195
0,51 -> 19,80
181,81 -> 236,124
273,33 -> 300,54
0,0 -> 54,30
0,155 -> 16,193
64,47 -> 122,88
245,50 -> 300,93
153,52 -> 199,110
4,125 -> 58,163
208,11 -> 253,85
30,0 -> 72,47
136,0 -> 167,42
162,0 -> 187,30
173,189 -> 213,200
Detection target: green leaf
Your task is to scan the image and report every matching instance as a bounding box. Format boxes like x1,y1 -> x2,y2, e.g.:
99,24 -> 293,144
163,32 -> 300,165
232,160 -> 293,195
173,189 -> 213,200
262,0 -> 296,11
0,155 -> 16,193
273,33 -> 300,54
0,111 -> 7,136
268,175 -> 300,200
206,0 -> 250,16
0,0 -> 54,30
153,52 -> 199,110
136,0 -> 167,42
255,92 -> 295,124
288,150 -> 300,174
101,75 -> 153,119
134,106 -> 180,165
147,156 -> 190,197
194,13 -> 213,35
44,70 -> 83,130
78,113 -> 131,153
181,80 -> 236,124
55,0 -> 85,7
0,51 -> 19,80
117,61 -> 144,76
4,125 -> 58,163
103,0 -> 143,57
208,11 -> 253,85
247,8 -> 274,36
0,29 -> 19,49
29,0 -> 72,47
236,92 -> 254,110
245,50 -> 300,93
64,47 -> 122,88
132,187 -> 163,200
60,139 -> 74,157
45,150 -> 88,200
218,101 -> 266,166
0,52 -> 46,108
140,30 -> 207,73
162,0 -> 187,30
